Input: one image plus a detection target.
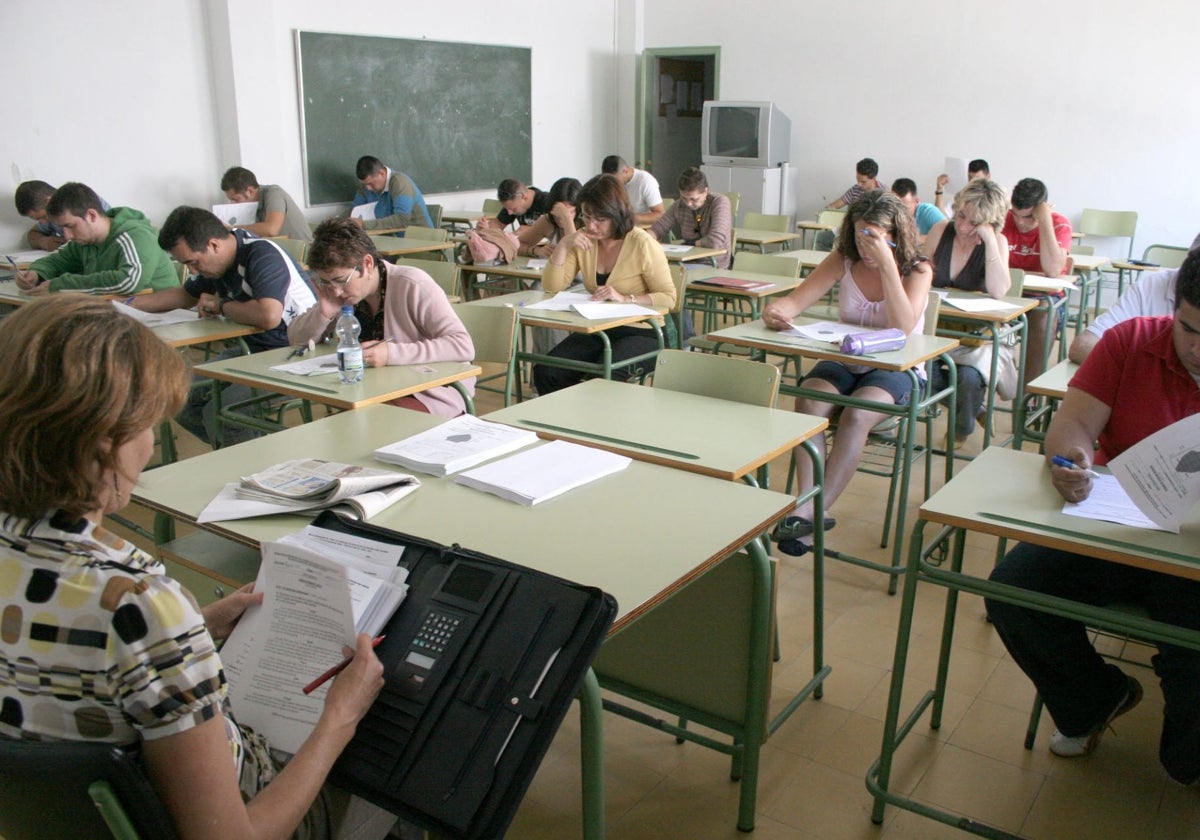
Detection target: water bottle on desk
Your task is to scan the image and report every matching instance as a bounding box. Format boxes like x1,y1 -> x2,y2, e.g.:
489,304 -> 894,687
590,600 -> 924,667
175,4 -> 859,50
335,305 -> 364,384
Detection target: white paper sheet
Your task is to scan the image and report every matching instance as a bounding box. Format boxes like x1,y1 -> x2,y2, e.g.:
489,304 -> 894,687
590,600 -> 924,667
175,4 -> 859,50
351,202 -> 377,221
268,354 -> 342,376
941,297 -> 1023,313
521,291 -> 592,311
784,321 -> 860,342
1060,473 -> 1166,531
1109,414 -> 1200,533
569,302 -> 660,320
212,201 -> 259,226
111,300 -> 199,326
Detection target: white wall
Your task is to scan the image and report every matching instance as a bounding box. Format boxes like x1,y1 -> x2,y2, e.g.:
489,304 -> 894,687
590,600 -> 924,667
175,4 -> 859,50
643,0 -> 1199,261
0,0 -> 625,249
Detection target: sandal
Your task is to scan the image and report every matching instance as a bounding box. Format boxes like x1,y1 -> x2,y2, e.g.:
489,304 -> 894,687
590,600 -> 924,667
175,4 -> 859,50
771,515 -> 836,542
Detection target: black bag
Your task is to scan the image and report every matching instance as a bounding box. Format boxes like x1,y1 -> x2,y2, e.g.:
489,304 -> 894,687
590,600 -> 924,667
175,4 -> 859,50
314,512 -> 616,840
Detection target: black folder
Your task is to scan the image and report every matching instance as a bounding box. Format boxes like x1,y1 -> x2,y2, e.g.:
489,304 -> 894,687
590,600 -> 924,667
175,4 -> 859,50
312,512 -> 617,840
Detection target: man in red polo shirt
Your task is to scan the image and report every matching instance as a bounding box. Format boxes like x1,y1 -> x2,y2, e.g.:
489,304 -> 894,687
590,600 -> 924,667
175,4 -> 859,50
986,251 -> 1200,784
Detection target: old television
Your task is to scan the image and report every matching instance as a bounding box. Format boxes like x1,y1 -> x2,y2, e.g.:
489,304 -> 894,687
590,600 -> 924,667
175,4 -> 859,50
701,101 -> 791,167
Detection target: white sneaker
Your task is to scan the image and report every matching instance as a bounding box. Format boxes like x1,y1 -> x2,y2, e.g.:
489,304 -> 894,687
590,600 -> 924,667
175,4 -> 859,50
1050,675 -> 1143,758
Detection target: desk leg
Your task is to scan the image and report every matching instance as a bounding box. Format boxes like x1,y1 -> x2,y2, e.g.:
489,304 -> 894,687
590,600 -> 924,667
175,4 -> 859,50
579,668 -> 605,840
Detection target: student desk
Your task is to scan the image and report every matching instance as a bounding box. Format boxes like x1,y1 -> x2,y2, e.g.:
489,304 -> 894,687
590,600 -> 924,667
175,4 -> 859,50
129,405 -> 799,837
367,234 -> 453,260
439,209 -> 484,233
193,344 -> 479,440
734,226 -> 800,253
0,277 -> 34,307
150,315 -> 260,349
662,244 -> 728,264
456,257 -> 542,300
1017,359 -> 1080,449
796,219 -> 839,250
684,265 -> 804,327
706,318 -> 960,589
465,289 -> 666,396
1067,253 -> 1112,333
935,291 -> 1038,451
868,446 -> 1200,838
771,247 -> 829,275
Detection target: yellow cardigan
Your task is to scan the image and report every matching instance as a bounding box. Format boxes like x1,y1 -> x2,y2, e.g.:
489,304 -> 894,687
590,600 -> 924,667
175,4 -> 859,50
541,227 -> 676,313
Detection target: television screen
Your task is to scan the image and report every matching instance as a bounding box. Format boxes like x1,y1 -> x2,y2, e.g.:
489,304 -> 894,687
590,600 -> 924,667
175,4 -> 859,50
709,106 -> 760,159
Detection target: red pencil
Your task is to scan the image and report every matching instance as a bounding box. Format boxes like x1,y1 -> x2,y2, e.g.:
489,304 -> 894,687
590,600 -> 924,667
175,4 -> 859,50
302,635 -> 386,695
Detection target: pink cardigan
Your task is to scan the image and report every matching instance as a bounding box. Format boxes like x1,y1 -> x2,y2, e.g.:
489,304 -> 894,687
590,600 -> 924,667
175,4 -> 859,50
288,262 -> 475,416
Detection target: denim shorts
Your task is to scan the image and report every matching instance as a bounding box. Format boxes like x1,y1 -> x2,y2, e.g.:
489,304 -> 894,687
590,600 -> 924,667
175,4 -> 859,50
804,360 -> 921,405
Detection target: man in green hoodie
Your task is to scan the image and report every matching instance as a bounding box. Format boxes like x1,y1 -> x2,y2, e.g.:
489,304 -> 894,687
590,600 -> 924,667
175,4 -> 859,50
14,182 -> 178,296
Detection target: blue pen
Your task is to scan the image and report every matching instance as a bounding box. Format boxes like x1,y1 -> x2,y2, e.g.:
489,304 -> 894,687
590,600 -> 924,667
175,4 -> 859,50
1051,454 -> 1100,478
859,229 -> 896,248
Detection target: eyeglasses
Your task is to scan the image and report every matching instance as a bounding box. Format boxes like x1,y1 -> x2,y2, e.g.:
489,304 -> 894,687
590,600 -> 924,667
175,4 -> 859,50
315,265 -> 360,289
580,213 -> 610,226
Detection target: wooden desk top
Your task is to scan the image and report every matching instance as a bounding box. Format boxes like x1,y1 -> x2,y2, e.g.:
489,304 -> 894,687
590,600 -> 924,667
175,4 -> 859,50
131,406 -> 795,631
194,345 -> 480,410
734,228 -> 801,246
936,290 -> 1039,324
456,258 -> 542,281
149,316 -> 261,349
1022,275 -> 1077,293
367,235 -> 453,257
685,266 -> 803,299
466,289 -> 666,335
771,249 -> 829,270
0,278 -> 34,306
485,378 -> 827,481
796,219 -> 839,232
706,318 -> 958,372
1070,254 -> 1112,272
920,446 -> 1200,580
1026,359 -> 1079,399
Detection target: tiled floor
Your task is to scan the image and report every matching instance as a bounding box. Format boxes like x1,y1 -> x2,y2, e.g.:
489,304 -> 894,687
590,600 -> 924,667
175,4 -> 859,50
121,345 -> 1199,840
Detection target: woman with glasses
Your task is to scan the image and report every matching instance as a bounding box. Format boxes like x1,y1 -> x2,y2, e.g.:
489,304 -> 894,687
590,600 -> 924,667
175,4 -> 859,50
760,190 -> 933,556
924,178 -> 1011,446
533,173 -> 676,395
288,218 -> 475,415
0,296 -> 397,839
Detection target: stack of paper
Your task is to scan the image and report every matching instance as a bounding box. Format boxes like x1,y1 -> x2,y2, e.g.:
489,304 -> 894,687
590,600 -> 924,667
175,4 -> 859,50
198,459 -> 419,522
569,302 -> 659,320
111,300 -> 198,327
454,440 -> 631,505
374,415 -> 538,477
221,531 -> 409,753
690,275 -> 777,292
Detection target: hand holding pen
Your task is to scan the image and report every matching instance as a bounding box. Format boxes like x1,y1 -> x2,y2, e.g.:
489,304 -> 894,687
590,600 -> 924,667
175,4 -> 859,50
1050,450 -> 1097,503
303,634 -> 385,695
362,336 -> 396,368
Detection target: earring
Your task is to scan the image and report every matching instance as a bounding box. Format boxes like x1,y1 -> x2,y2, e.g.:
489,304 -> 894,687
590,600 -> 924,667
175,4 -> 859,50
111,472 -> 124,507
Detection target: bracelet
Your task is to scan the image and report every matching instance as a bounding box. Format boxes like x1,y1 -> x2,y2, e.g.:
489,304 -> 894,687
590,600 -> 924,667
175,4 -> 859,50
935,191 -> 943,195
218,299 -> 227,316
628,293 -> 636,304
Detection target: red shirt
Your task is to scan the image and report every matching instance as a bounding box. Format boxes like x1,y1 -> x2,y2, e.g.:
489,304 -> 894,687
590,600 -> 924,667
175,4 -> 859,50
1002,210 -> 1073,275
1071,316 -> 1200,464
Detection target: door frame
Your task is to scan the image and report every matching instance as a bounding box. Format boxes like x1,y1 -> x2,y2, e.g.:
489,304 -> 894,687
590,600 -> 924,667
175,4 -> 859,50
636,46 -> 721,171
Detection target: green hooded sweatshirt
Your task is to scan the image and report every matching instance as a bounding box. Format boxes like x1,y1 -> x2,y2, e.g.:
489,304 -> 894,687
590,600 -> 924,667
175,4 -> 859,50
29,207 -> 178,295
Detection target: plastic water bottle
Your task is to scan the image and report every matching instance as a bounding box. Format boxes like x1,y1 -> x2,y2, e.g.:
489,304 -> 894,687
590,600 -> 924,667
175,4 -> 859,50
335,305 -> 363,384
839,328 -> 908,356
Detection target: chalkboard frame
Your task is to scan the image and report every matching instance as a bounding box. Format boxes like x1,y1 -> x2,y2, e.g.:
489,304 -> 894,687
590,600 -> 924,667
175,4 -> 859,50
295,30 -> 532,207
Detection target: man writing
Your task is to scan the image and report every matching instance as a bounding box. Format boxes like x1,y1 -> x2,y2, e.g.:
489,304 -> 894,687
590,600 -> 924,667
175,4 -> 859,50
350,156 -> 433,230
15,182 -> 177,296
987,252 -> 1200,784
219,167 -> 312,241
127,207 -> 315,446
649,166 -> 732,269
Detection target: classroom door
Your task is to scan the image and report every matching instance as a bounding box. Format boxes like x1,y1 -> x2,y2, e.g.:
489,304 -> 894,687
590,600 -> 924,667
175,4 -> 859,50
637,48 -> 719,198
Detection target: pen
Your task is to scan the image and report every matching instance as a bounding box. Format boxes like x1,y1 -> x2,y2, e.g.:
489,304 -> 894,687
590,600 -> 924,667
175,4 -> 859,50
1051,454 -> 1100,478
302,635 -> 385,695
5,256 -> 16,270
287,338 -> 316,359
859,229 -> 897,248
361,337 -> 396,350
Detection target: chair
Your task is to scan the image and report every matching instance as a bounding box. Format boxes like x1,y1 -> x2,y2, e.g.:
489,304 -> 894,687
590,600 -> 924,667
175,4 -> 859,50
452,302 -> 519,409
482,197 -> 503,219
661,197 -> 675,214
424,202 -> 443,229
1078,208 -> 1138,261
1009,266 -> 1025,296
739,213 -> 792,254
0,738 -> 179,840
394,256 -> 460,301
273,236 -> 308,269
687,253 -> 801,357
1142,243 -> 1189,269
652,348 -> 780,408
816,209 -> 846,228
399,224 -> 451,262
721,192 -> 741,223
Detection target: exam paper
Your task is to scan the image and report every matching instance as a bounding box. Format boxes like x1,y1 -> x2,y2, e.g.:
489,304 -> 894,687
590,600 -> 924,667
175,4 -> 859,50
521,291 -> 592,311
660,244 -> 691,253
269,354 -> 342,376
111,300 -> 198,326
941,297 -> 1022,313
212,201 -> 259,227
1109,414 -> 1200,533
785,321 -> 861,342
569,302 -> 660,320
351,202 -> 377,221
1061,473 -> 1166,531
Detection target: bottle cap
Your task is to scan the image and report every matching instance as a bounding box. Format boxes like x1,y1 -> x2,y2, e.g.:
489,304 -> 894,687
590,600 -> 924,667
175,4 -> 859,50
341,304 -> 354,314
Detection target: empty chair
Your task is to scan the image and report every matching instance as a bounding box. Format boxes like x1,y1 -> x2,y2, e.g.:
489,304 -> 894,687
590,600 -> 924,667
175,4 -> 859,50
482,197 -> 503,219
1142,243 -> 1189,269
731,252 -> 802,278
399,224 -> 451,261
1078,208 -> 1138,260
742,212 -> 790,233
452,302 -> 519,408
394,257 -> 460,301
652,348 -> 780,408
721,192 -> 741,223
272,236 -> 308,269
424,202 -> 443,229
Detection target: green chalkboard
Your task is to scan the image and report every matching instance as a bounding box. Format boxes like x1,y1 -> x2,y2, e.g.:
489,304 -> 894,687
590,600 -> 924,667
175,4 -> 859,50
296,31 -> 532,206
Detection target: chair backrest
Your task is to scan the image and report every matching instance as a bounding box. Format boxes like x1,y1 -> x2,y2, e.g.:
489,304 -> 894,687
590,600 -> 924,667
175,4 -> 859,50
452,302 -> 518,366
1008,267 -> 1025,297
1079,208 -> 1137,259
170,259 -> 188,285
661,197 -> 675,214
0,738 -> 179,840
1070,243 -> 1095,256
482,198 -> 503,219
923,289 -> 941,336
394,257 -> 459,299
742,212 -> 789,233
1143,243 -> 1189,269
272,236 -> 308,268
817,209 -> 846,228
732,252 -> 801,278
402,225 -> 449,243
425,202 -> 443,228
721,192 -> 741,221
652,348 -> 780,407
